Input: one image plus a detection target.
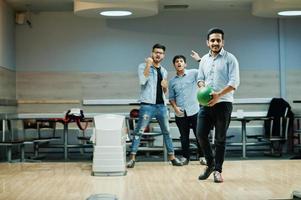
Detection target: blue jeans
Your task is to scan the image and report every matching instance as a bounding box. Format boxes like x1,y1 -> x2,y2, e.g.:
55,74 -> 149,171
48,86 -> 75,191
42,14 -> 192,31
130,104 -> 175,155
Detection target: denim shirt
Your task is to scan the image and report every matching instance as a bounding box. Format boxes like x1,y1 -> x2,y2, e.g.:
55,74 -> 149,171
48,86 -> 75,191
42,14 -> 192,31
197,48 -> 240,103
138,63 -> 168,104
169,69 -> 200,116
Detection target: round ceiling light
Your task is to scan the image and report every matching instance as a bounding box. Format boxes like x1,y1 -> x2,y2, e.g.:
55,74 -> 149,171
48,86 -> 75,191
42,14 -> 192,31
278,10 -> 301,16
74,1 -> 158,18
100,10 -> 132,17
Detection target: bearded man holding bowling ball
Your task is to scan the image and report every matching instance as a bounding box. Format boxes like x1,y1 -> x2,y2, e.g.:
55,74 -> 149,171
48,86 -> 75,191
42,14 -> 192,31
195,28 -> 240,183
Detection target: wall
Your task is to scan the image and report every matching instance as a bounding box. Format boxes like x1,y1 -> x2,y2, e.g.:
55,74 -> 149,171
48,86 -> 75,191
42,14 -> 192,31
0,0 -> 15,70
14,10 -> 301,113
0,0 -> 16,160
16,10 -> 280,72
0,0 -> 16,113
283,18 -> 301,113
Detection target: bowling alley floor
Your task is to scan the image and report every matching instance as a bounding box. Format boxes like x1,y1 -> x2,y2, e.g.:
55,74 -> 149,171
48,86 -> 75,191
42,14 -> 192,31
0,159 -> 301,200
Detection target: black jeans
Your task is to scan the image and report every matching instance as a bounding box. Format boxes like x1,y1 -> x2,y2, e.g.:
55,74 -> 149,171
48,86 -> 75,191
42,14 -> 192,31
175,112 -> 203,160
197,102 -> 232,173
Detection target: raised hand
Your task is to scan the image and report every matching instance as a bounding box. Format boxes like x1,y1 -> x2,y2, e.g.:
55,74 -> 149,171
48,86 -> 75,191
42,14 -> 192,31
191,50 -> 201,61
145,57 -> 153,66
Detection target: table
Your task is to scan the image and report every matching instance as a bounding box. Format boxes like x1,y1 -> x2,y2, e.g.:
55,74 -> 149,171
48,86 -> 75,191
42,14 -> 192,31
231,111 -> 267,158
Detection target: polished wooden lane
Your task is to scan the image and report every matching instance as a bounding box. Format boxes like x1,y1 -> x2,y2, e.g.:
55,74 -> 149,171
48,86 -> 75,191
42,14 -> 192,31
0,160 -> 300,200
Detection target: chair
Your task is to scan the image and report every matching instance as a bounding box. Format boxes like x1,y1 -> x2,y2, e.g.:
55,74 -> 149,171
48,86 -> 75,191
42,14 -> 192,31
0,119 -> 12,141
37,120 -> 58,139
0,120 -> 24,162
263,98 -> 294,156
77,120 -> 93,155
22,119 -> 58,160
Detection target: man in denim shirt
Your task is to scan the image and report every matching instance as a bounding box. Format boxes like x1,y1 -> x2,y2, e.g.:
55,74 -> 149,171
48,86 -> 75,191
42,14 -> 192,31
197,28 -> 240,183
127,44 -> 182,168
169,55 -> 205,165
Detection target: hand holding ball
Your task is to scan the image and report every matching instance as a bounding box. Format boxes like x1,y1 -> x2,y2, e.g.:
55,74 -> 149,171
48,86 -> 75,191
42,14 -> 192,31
197,86 -> 213,106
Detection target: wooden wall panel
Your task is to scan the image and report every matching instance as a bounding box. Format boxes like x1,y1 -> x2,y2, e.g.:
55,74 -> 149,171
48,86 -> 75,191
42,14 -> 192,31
17,70 -> 280,100
16,71 -> 140,113
16,70 -> 282,113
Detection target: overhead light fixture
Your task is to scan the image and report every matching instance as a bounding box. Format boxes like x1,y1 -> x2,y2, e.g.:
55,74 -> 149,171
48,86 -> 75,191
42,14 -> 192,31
74,0 -> 159,18
252,0 -> 301,18
100,10 -> 132,16
278,10 -> 301,16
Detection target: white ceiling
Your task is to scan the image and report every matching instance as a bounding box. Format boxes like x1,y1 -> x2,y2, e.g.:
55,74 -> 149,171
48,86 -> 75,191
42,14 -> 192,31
5,0 -> 301,18
5,0 -> 252,12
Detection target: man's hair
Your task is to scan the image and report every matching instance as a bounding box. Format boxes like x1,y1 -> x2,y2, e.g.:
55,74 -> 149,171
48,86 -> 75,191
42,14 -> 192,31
152,43 -> 166,52
207,27 -> 224,40
172,55 -> 186,64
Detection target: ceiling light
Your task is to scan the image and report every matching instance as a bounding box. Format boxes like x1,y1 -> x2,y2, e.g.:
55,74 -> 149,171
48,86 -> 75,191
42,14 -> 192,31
100,10 -> 132,16
74,0 -> 158,18
252,0 -> 301,18
278,10 -> 301,16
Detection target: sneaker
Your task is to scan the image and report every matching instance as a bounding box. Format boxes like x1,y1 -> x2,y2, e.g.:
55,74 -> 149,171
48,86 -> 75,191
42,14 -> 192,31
127,160 -> 136,168
170,158 -> 183,166
198,165 -> 214,180
199,157 -> 207,166
180,157 -> 189,165
213,171 -> 224,183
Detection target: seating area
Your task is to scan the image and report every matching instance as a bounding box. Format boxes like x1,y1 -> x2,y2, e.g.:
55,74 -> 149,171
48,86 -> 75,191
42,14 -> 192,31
22,119 -> 60,161
0,116 -> 92,162
0,98 -> 301,162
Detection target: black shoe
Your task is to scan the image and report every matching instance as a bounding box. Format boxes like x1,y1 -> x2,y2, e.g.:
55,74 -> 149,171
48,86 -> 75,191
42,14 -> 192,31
198,165 -> 214,180
170,158 -> 183,166
127,160 -> 135,168
180,157 -> 189,165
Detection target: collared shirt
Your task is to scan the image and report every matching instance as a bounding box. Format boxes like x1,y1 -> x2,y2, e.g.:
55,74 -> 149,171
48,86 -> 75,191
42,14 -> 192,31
138,63 -> 168,104
169,69 -> 200,116
197,48 -> 240,103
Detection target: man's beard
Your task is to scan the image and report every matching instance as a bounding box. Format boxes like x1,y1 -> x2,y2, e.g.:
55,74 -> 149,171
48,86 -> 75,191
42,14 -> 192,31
211,46 -> 221,53
153,57 -> 162,64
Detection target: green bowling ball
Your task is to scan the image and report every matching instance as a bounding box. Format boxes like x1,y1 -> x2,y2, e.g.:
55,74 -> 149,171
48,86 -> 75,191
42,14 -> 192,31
197,86 -> 213,106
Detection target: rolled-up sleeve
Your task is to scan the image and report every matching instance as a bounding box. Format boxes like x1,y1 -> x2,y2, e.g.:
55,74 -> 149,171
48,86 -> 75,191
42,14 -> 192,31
197,61 -> 205,84
168,80 -> 175,101
192,69 -> 198,82
227,55 -> 240,89
138,63 -> 149,85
